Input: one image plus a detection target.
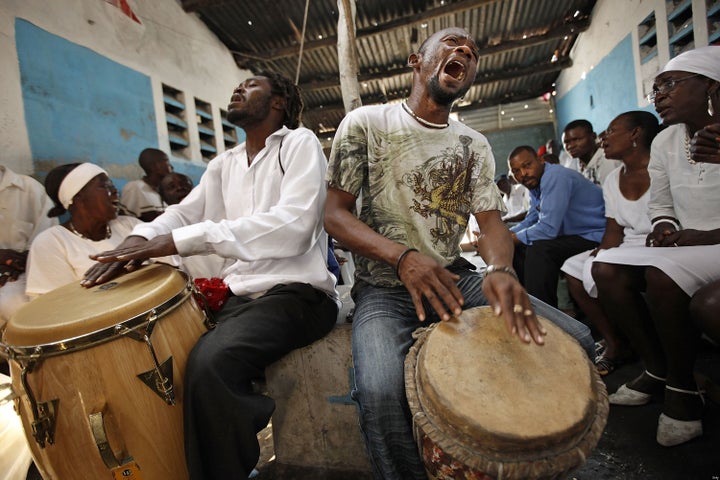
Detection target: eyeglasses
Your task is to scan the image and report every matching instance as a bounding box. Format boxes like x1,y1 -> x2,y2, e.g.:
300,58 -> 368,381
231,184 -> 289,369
646,74 -> 699,103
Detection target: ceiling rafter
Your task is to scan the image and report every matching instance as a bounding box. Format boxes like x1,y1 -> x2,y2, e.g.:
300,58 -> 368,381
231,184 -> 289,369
296,46 -> 574,93
302,57 -> 567,114
227,1 -> 588,65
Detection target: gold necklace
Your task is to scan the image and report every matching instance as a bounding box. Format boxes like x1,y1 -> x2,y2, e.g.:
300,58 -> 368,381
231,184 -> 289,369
401,101 -> 449,129
69,221 -> 111,240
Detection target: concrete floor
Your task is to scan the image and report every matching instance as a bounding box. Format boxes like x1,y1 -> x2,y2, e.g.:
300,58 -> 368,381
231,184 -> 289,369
255,341 -> 720,480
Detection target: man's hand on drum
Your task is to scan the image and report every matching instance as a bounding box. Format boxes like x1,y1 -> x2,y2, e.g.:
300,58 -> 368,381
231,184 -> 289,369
82,234 -> 178,287
0,249 -> 27,287
396,250 -> 464,322
481,272 -> 546,346
482,272 -> 547,345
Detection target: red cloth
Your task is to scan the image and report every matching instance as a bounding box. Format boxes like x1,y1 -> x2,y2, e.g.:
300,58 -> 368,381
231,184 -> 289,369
193,277 -> 230,312
105,0 -> 141,24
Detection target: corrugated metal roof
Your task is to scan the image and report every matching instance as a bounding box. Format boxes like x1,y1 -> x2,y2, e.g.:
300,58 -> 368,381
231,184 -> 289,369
182,0 -> 596,136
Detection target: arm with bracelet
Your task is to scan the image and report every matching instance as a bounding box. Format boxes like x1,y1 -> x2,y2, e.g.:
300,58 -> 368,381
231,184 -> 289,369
474,210 -> 546,344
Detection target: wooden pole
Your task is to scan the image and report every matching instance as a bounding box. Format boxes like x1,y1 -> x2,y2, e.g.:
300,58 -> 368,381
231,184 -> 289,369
337,0 -> 361,113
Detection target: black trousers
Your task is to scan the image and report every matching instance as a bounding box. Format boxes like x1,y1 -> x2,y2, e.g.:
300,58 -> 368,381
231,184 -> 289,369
183,283 -> 338,480
513,235 -> 598,308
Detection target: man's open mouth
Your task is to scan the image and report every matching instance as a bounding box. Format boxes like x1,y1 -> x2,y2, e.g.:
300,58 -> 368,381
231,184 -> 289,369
444,60 -> 466,81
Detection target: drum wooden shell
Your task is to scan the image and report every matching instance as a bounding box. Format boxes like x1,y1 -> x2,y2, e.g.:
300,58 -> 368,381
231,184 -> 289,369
3,264 -> 207,480
405,306 -> 608,480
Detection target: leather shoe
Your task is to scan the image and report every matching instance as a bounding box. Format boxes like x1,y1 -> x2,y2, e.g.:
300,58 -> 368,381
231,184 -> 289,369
656,413 -> 703,447
609,384 -> 652,406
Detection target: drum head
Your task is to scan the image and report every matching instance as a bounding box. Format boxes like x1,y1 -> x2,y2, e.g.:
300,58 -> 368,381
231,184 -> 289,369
414,306 -> 597,457
4,264 -> 187,346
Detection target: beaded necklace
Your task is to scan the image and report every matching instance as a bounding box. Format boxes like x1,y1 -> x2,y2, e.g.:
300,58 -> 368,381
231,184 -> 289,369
401,101 -> 450,129
68,221 -> 111,240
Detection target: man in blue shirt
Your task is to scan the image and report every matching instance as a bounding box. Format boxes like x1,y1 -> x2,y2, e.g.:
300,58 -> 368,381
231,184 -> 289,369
509,145 -> 605,307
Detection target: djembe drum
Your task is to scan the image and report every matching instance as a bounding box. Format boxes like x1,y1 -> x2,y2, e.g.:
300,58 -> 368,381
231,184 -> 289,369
2,264 -> 209,480
405,306 -> 608,480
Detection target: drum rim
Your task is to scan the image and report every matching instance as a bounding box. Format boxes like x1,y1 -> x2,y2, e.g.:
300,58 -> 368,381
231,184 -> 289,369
2,274 -> 193,362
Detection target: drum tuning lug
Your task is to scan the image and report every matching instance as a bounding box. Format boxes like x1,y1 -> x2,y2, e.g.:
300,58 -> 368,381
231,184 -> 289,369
32,399 -> 59,448
137,356 -> 176,405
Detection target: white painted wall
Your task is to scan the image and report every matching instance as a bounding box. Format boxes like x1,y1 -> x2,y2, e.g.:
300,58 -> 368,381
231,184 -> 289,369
0,0 -> 249,175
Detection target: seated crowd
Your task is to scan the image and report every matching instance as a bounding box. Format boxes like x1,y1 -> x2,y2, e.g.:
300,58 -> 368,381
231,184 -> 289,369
1,36 -> 718,480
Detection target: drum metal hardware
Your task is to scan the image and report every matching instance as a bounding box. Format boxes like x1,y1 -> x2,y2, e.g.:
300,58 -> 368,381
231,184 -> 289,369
89,411 -> 124,468
20,363 -> 58,448
190,282 -> 217,330
123,311 -> 176,405
89,412 -> 144,479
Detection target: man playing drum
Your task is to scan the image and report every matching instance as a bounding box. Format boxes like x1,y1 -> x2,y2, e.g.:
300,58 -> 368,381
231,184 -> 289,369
324,27 -> 595,480
82,72 -> 339,479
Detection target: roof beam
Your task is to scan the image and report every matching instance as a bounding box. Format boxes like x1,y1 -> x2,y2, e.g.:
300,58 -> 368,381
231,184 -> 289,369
228,0 -> 588,62
300,57 -> 571,94
301,58 -> 569,116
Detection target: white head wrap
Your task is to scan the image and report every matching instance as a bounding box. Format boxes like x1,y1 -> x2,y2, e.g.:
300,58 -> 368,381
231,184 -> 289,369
660,46 -> 720,83
58,163 -> 108,209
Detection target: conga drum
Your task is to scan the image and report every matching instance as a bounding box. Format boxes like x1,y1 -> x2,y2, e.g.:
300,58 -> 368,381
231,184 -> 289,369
2,264 -> 209,480
405,306 -> 608,480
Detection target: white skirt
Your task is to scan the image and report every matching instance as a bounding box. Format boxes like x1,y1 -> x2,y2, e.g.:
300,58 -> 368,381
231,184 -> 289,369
593,244 -> 720,296
561,250 -> 601,298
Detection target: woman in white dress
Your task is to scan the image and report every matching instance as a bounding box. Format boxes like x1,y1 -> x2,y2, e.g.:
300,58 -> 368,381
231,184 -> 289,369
25,163 -> 141,296
688,69 -> 720,344
592,46 -> 720,447
560,111 -> 660,375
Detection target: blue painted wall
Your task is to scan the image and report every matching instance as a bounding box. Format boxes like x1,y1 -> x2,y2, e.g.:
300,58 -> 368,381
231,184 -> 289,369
16,19 -> 158,190
555,35 -> 656,139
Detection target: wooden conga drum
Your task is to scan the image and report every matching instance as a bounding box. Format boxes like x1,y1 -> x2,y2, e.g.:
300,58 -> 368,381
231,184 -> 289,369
2,264 -> 209,480
405,306 -> 608,480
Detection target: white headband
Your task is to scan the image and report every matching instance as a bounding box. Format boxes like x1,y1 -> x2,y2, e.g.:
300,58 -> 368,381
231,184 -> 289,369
58,163 -> 108,209
660,46 -> 720,83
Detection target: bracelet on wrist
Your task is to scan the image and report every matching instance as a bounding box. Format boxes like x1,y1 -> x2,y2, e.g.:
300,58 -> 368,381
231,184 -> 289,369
651,218 -> 680,231
483,264 -> 519,282
395,248 -> 418,281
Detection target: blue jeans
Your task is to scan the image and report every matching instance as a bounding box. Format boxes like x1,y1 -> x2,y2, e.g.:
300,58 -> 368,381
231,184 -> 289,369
350,268 -> 594,480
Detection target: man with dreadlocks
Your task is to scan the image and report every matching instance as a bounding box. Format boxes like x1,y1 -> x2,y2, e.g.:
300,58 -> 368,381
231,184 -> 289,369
82,72 -> 339,479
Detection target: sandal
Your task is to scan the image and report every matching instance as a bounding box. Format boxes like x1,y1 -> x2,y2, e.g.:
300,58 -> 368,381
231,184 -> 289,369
594,354 -> 618,376
657,386 -> 705,446
594,340 -> 607,357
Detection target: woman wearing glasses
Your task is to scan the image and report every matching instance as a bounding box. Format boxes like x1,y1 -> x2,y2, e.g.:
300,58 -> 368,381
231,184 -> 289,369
591,46 -> 720,447
25,163 -> 142,296
688,59 -> 720,347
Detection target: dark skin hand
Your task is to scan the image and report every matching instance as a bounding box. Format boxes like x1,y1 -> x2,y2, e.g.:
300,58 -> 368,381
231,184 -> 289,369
81,234 -> 177,287
690,123 -> 720,164
646,222 -> 720,248
325,187 -> 546,345
0,249 -> 27,287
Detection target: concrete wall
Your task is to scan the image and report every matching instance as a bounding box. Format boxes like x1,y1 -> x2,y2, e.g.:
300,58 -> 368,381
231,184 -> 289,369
555,0 -> 715,139
1,0 -> 248,186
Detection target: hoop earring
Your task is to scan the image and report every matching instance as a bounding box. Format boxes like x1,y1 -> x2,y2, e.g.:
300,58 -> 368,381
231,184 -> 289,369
709,95 -> 715,117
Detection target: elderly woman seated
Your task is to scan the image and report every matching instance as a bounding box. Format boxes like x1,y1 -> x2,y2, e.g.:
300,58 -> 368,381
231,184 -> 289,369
25,163 -> 142,296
